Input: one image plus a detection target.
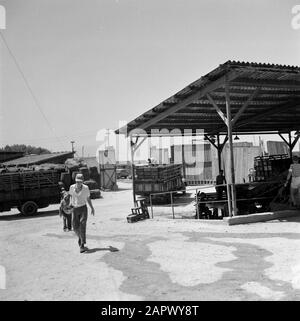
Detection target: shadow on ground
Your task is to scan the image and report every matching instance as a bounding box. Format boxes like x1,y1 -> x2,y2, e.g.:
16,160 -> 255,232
85,246 -> 119,254
0,210 -> 58,221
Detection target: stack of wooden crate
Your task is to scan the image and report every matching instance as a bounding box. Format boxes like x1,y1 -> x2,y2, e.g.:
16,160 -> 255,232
0,170 -> 61,192
135,164 -> 182,181
254,154 -> 290,181
134,164 -> 183,194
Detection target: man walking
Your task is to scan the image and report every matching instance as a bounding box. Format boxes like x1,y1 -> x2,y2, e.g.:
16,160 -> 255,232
69,173 -> 95,253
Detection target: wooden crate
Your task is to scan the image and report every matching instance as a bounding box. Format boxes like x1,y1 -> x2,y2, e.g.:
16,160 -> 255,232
0,170 -> 61,192
135,176 -> 183,195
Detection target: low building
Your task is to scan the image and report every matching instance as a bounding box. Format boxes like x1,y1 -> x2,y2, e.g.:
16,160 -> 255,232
266,141 -> 289,156
170,142 -> 262,185
2,151 -> 74,167
0,151 -> 24,163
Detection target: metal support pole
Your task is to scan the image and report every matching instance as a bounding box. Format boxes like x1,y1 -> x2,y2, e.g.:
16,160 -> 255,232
150,194 -> 153,219
171,192 -> 175,219
225,79 -> 237,216
196,189 -> 199,219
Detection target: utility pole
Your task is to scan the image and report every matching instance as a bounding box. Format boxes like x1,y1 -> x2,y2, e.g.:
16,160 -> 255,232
106,129 -> 110,148
70,141 -> 75,153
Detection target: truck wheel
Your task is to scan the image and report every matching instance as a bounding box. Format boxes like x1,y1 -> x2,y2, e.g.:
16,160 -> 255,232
21,201 -> 38,216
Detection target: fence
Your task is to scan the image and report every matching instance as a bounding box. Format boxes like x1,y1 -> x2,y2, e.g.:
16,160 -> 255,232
148,185 -> 215,220
148,180 -> 285,220
185,179 -> 216,186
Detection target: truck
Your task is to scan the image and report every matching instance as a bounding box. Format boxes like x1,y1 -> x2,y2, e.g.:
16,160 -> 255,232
0,169 -> 64,215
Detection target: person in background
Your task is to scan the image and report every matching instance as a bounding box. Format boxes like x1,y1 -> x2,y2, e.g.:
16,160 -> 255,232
248,168 -> 255,182
285,155 -> 300,208
69,173 -> 95,253
215,170 -> 226,200
59,189 -> 73,232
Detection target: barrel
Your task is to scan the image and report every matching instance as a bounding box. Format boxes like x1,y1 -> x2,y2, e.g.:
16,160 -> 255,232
80,167 -> 90,181
60,172 -> 71,190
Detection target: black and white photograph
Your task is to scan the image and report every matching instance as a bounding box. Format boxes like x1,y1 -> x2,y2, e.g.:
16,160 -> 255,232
0,0 -> 300,306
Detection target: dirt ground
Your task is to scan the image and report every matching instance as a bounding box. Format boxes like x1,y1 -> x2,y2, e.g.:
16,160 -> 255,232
0,181 -> 300,301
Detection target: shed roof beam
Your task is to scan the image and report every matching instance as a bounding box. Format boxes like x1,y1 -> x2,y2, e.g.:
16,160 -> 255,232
230,78 -> 300,90
206,93 -> 227,124
134,70 -> 239,133
231,87 -> 261,125
235,100 -> 300,129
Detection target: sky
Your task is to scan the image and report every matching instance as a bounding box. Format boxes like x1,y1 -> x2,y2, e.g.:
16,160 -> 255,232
0,0 -> 300,160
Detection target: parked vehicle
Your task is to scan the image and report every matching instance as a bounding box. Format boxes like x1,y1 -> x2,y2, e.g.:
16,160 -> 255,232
116,168 -> 130,179
0,169 -> 64,215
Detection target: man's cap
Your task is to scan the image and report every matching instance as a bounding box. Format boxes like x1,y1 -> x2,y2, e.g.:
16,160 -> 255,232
75,173 -> 84,182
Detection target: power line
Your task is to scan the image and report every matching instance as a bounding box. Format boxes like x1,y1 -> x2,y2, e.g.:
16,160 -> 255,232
0,129 -> 101,144
0,31 -> 64,149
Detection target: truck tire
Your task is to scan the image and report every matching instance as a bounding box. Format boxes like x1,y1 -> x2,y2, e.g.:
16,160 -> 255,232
21,201 -> 38,216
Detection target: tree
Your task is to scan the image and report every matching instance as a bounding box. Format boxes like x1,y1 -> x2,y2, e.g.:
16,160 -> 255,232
0,144 -> 51,155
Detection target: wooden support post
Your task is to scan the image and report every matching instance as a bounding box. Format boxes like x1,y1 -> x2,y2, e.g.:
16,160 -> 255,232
204,134 -> 218,149
289,132 -> 292,158
130,136 -> 137,206
217,134 -> 222,173
133,136 -> 147,153
206,94 -> 227,125
225,80 -> 237,216
291,133 -> 300,151
278,132 -> 289,146
221,135 -> 228,151
278,132 -> 294,158
130,136 -> 147,206
181,143 -> 186,180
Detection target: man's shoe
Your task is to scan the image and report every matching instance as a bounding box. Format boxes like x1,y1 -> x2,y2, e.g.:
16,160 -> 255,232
80,246 -> 88,253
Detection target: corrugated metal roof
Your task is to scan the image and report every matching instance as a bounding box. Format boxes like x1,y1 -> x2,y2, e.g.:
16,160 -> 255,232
2,152 -> 74,166
115,60 -> 300,136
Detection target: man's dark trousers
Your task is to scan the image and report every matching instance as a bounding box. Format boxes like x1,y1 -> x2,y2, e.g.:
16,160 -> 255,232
73,205 -> 88,245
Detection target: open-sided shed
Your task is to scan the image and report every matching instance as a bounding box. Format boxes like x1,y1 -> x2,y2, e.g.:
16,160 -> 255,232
116,60 -> 300,215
